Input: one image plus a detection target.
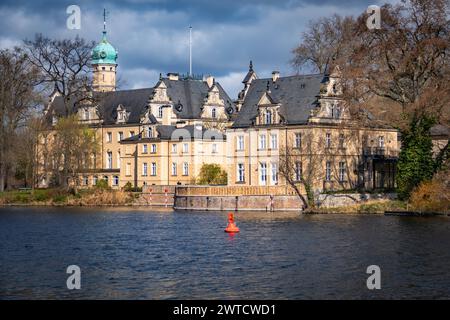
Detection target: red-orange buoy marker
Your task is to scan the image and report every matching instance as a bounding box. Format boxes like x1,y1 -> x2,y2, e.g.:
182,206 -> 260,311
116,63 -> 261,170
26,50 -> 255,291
225,213 -> 240,233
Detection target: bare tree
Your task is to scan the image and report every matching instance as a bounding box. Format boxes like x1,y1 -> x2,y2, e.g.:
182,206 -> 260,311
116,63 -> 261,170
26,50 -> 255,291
23,34 -> 96,116
46,115 -> 99,191
292,14 -> 356,73
0,48 -> 41,192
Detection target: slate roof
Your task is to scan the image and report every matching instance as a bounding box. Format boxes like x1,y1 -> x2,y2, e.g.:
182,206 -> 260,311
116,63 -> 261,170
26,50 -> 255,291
47,77 -> 236,125
431,124 -> 450,138
156,78 -> 235,119
48,88 -> 154,125
120,125 -> 226,143
232,73 -> 324,128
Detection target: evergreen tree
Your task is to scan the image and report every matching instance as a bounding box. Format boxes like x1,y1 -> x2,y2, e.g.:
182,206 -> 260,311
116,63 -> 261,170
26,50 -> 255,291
397,115 -> 436,200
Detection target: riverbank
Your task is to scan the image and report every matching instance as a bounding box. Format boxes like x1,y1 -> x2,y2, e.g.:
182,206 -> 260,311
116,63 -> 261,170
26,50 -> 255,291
0,188 -> 135,206
1,188 -> 448,215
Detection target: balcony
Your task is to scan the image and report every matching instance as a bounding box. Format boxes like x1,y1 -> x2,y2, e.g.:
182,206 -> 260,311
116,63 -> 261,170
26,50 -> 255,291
363,147 -> 399,158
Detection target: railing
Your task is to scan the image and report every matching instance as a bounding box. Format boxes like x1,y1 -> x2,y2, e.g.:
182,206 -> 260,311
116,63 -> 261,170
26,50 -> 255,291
175,185 -> 298,196
363,147 -> 399,157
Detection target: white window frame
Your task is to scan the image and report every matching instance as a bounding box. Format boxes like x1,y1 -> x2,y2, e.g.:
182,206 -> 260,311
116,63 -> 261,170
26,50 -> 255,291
107,132 -> 112,143
113,175 -> 119,186
142,162 -> 148,176
151,162 -> 157,176
183,143 -> 189,153
237,163 -> 245,182
271,134 -> 278,150
326,133 -> 331,148
271,162 -> 278,185
295,133 -> 301,148
259,162 -> 267,185
183,162 -> 189,176
325,161 -> 331,181
339,161 -> 346,182
107,152 -> 112,169
172,144 -> 177,153
237,136 -> 244,151
172,162 -> 177,176
151,144 -> 157,153
143,144 -> 148,154
259,134 -> 266,150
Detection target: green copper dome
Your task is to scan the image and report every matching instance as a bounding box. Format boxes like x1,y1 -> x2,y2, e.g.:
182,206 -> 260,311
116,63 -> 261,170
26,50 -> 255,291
91,31 -> 118,65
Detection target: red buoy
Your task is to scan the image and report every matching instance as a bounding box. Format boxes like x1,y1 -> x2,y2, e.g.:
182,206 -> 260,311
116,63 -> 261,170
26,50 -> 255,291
224,213 -> 240,233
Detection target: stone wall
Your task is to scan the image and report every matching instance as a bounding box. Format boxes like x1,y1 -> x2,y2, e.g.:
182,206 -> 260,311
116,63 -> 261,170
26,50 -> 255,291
133,185 -> 175,207
316,193 -> 397,208
174,194 -> 303,211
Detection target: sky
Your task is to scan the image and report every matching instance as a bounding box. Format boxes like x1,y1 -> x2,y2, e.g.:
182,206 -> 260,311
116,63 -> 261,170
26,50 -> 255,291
0,0 -> 392,98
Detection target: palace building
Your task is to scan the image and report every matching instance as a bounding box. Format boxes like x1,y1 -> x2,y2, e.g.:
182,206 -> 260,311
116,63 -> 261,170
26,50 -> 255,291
38,25 -> 399,194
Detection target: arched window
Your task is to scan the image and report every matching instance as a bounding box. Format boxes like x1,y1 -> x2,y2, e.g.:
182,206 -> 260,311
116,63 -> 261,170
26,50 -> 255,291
158,106 -> 164,118
211,108 -> 217,119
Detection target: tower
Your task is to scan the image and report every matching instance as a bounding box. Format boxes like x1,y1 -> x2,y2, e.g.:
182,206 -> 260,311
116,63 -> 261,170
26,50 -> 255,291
91,9 -> 118,92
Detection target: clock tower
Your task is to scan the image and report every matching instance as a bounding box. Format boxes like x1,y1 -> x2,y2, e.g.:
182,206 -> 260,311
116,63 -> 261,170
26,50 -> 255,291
91,11 -> 118,92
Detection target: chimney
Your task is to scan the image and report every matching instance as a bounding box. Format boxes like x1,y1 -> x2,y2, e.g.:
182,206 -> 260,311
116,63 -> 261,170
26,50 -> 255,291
167,73 -> 179,81
272,71 -> 280,82
205,75 -> 214,88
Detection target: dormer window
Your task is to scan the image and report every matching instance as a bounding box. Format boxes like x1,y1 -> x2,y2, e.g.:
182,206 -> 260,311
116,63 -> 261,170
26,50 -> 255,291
332,83 -> 337,94
211,108 -> 217,119
84,109 -> 90,120
158,106 -> 163,118
331,104 -> 341,119
265,110 -> 272,124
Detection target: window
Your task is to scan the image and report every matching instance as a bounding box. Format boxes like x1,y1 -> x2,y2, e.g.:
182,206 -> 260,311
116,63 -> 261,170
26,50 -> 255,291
271,162 -> 278,185
142,163 -> 148,176
339,134 -> 345,149
259,134 -> 266,150
151,163 -> 157,176
82,176 -> 88,186
145,127 -> 152,138
237,136 -> 244,150
142,144 -> 148,153
117,151 -> 121,169
265,110 -> 272,124
237,163 -> 245,182
113,176 -> 119,186
126,163 -> 131,176
118,112 -> 123,121
295,162 -> 302,181
172,144 -> 177,153
151,144 -> 157,153
378,136 -> 385,148
171,162 -> 177,176
107,132 -> 112,142
182,143 -> 188,153
118,132 -> 123,141
325,133 -> 331,148
103,176 -> 109,184
339,162 -> 346,182
211,108 -> 217,118
259,162 -> 267,185
84,109 -> 89,120
183,162 -> 189,176
129,131 -> 135,137
107,152 -> 112,169
295,133 -> 302,148
93,176 -> 98,186
271,134 -> 278,150
331,104 -> 340,118
158,106 -> 164,118
212,143 -> 217,153
325,161 -> 331,181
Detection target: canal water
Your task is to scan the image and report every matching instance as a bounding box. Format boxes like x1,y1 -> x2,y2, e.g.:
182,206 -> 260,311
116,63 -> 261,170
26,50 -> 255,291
1,207 -> 449,299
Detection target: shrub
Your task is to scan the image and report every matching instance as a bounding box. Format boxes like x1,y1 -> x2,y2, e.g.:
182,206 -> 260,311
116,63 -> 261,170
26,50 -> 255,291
95,179 -> 110,190
410,165 -> 450,213
197,164 -> 227,185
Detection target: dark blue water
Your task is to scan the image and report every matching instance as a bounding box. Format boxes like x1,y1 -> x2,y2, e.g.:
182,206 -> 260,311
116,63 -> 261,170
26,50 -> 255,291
1,207 -> 449,299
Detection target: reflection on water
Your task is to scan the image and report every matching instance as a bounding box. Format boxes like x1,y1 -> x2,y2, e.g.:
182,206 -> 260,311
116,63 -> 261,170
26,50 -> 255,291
0,207 -> 449,299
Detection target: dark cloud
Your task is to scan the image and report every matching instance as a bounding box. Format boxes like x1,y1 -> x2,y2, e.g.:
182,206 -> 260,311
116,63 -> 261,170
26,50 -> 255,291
0,0 -> 388,97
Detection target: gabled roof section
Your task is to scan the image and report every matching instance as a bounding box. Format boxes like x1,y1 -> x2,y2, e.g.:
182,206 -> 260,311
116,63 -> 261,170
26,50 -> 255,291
232,73 -> 324,128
